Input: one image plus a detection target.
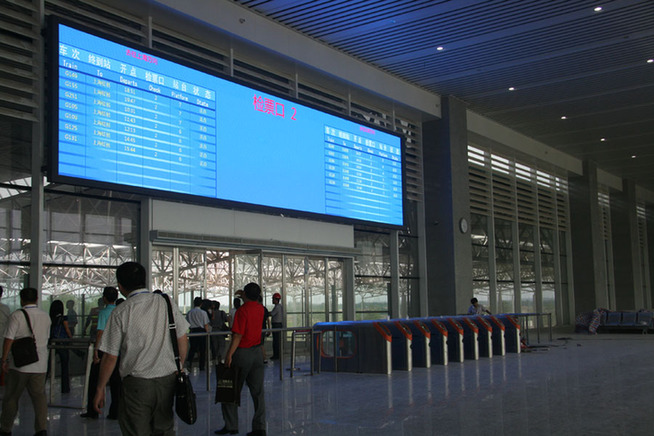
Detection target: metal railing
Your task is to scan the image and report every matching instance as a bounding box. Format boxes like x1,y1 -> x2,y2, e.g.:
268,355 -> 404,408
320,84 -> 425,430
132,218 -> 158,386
187,326 -> 320,390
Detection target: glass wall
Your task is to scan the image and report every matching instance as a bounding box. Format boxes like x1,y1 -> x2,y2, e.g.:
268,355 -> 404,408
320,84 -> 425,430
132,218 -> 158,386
354,231 -> 390,320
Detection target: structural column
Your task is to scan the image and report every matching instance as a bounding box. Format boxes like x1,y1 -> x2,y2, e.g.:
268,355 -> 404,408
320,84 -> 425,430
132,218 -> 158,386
611,179 -> 642,309
422,97 -> 473,315
569,160 -> 608,312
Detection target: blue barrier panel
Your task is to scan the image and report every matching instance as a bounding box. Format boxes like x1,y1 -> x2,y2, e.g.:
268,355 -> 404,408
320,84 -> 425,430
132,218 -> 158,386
313,321 -> 392,374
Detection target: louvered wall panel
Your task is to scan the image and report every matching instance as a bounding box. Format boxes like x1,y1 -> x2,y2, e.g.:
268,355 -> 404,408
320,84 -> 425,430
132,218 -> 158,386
0,0 -> 39,121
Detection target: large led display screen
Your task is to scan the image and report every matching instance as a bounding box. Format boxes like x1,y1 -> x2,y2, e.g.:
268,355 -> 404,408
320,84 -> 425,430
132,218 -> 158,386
50,19 -> 404,227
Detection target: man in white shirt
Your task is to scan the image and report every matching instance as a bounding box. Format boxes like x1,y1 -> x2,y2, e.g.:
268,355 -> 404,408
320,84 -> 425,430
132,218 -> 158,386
270,292 -> 283,360
186,296 -> 210,370
468,298 -> 491,315
0,287 -> 51,436
93,262 -> 189,435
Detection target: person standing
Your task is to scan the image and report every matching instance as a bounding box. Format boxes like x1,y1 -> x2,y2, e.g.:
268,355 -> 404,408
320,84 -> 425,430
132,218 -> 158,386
216,282 -> 266,436
82,286 -> 120,419
49,299 -> 72,393
186,296 -> 210,370
210,301 -> 228,363
93,262 -> 189,435
84,297 -> 104,338
270,292 -> 283,360
468,297 -> 491,315
66,300 -> 78,336
0,287 -> 51,436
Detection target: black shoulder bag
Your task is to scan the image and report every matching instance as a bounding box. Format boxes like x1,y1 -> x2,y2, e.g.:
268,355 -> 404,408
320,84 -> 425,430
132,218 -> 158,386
12,309 -> 39,367
162,294 -> 197,425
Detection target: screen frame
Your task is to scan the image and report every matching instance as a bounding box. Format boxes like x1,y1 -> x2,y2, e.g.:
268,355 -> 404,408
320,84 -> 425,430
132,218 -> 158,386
47,15 -> 407,230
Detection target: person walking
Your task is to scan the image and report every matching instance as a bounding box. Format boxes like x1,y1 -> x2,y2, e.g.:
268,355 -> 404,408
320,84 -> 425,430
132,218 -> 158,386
82,286 -> 120,419
216,282 -> 267,436
48,299 -> 73,393
186,296 -> 210,370
0,287 -> 51,436
93,262 -> 189,435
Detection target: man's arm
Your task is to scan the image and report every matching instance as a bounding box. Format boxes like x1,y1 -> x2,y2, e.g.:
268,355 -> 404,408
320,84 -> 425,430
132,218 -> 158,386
225,332 -> 242,368
1,338 -> 13,373
93,352 -> 118,413
178,333 -> 188,368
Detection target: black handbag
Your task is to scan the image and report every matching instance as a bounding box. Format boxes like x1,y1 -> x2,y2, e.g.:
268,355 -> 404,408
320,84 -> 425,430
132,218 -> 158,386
11,309 -> 39,367
215,362 -> 240,405
162,294 -> 197,425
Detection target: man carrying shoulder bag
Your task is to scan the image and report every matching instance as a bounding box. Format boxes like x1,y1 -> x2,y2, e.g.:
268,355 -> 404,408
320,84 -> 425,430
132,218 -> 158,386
0,287 -> 52,436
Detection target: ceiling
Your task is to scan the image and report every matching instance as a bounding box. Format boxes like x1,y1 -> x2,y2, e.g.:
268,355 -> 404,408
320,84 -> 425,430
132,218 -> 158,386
232,0 -> 654,192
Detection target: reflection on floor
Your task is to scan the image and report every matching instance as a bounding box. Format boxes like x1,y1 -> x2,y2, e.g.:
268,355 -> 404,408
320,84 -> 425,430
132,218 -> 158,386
2,332 -> 654,435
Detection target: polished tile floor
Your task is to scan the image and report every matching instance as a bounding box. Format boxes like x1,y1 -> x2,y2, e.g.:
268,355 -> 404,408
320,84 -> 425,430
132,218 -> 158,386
2,331 -> 654,435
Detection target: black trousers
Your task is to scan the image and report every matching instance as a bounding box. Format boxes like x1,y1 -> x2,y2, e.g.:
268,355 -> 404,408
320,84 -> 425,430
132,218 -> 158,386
87,351 -> 121,417
187,327 -> 207,369
271,322 -> 283,358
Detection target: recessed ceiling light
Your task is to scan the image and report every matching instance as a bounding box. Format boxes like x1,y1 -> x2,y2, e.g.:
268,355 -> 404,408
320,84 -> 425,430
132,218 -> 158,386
600,138 -> 606,142
508,87 -> 516,91
436,46 -> 444,51
648,59 -> 654,63
561,116 -> 567,120
594,6 -> 603,12
631,155 -> 637,159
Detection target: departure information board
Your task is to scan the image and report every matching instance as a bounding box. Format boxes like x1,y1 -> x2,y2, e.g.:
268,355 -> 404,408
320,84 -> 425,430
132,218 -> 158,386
51,19 -> 404,227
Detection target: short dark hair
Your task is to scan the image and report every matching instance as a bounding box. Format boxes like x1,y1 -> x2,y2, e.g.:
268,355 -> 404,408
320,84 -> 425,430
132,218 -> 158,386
103,286 -> 119,303
20,287 -> 38,304
0,285 -> 4,298
243,282 -> 262,301
116,262 -> 146,292
471,298 -> 478,304
193,296 -> 203,307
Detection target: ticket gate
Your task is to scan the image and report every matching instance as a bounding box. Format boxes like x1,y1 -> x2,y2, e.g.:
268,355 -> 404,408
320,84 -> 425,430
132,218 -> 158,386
469,315 -> 493,358
483,315 -> 506,356
441,317 -> 465,363
453,316 -> 479,360
497,315 -> 521,353
406,320 -> 431,368
419,318 -> 448,365
313,321 -> 392,374
380,320 -> 413,371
